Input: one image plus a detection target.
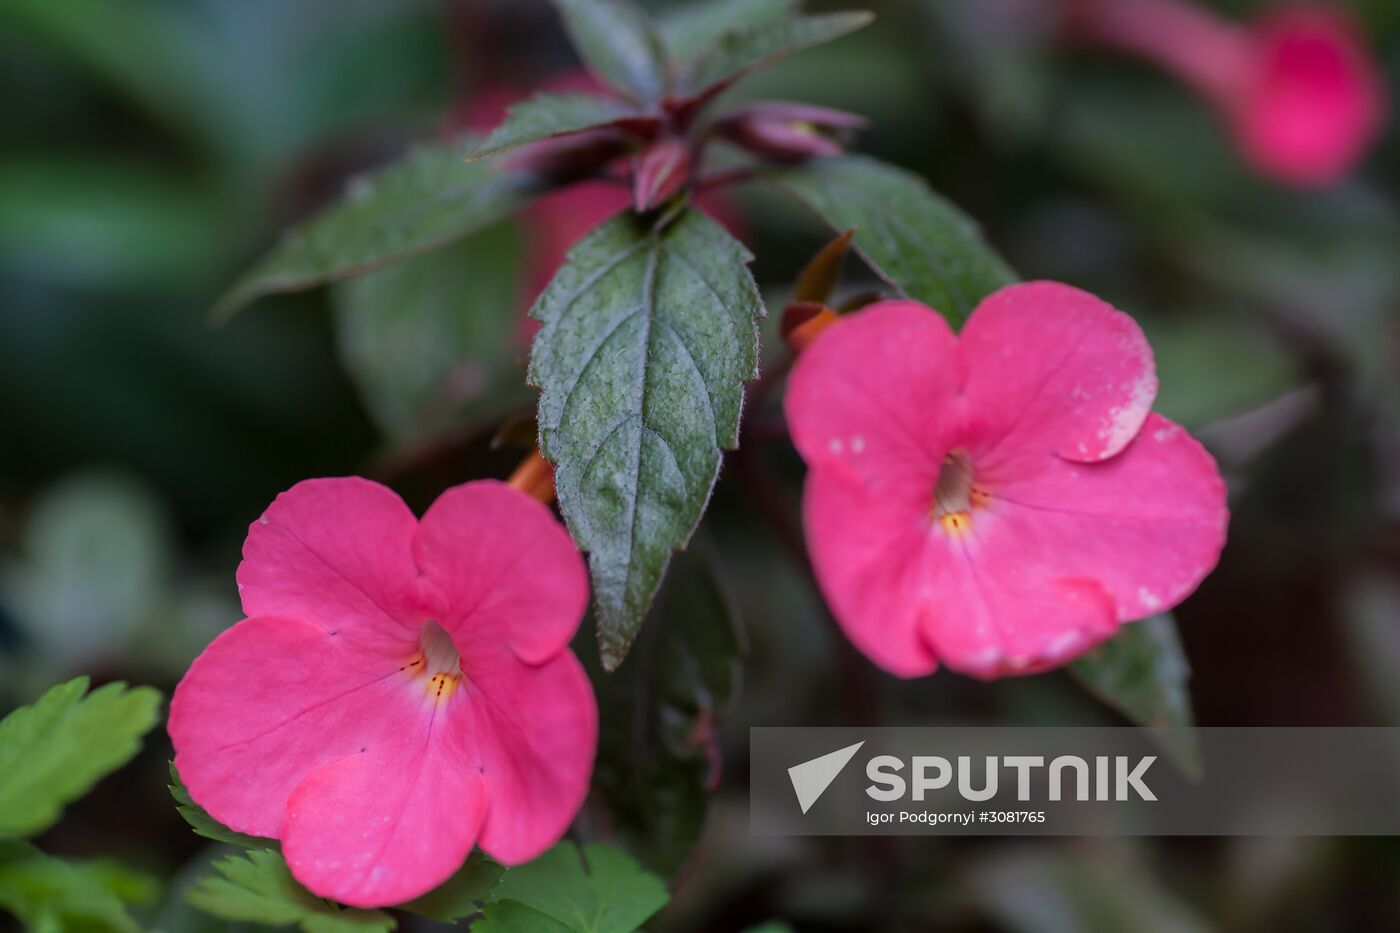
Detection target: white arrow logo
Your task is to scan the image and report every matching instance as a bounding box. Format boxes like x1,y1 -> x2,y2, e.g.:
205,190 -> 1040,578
788,741 -> 865,814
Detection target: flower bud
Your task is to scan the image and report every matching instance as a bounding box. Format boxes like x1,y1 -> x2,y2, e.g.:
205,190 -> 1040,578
632,136 -> 693,212
716,102 -> 867,164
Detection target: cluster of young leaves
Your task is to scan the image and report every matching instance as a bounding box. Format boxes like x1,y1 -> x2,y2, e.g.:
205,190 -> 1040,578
171,764 -> 668,932
0,677 -> 164,931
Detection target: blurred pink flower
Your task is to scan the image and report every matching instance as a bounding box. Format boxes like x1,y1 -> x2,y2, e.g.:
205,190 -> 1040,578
1071,0 -> 1387,187
169,478 -> 595,907
784,283 -> 1228,679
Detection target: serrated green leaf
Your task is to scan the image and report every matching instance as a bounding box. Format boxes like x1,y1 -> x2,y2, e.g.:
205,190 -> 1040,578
657,0 -> 799,66
0,677 -> 162,838
187,850 -> 394,933
212,136 -> 532,320
592,547 -> 743,874
682,11 -> 874,97
168,762 -> 276,850
474,900 -> 575,933
1070,615 -> 1201,776
469,93 -> 639,163
549,0 -> 669,105
476,842 -> 668,933
400,852 -> 504,923
768,155 -> 1014,325
0,838 -> 158,933
333,225 -> 528,442
528,208 -> 764,670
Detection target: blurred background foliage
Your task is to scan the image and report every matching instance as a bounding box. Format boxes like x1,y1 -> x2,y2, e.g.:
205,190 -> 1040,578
1,0 -> 1398,929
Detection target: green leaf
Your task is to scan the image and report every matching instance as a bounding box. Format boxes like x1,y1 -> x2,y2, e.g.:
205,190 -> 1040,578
768,155 -> 1014,325
528,208 -> 764,670
657,0 -> 799,66
469,93 -> 639,163
6,471 -> 172,670
400,853 -> 504,923
475,899 -> 576,932
476,842 -> 668,933
169,762 -> 276,851
549,0 -> 669,105
333,225 -> 528,442
0,839 -> 158,933
212,136 -> 532,320
1070,615 -> 1200,776
0,677 -> 162,838
682,11 -> 875,97
591,547 -> 744,874
187,849 -> 394,933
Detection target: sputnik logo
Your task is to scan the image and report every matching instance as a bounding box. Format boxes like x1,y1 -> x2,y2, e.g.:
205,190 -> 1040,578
788,741 -> 865,814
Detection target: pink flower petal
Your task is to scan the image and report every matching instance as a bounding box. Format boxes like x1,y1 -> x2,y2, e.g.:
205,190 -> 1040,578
784,300 -> 962,498
169,614 -> 418,838
985,413 -> 1229,621
921,565 -> 1119,679
282,739 -> 487,908
238,478 -> 433,652
802,466 -> 941,677
959,281 -> 1157,467
803,465 -> 1120,679
1234,6 -> 1387,187
443,650 -> 597,864
415,480 -> 588,665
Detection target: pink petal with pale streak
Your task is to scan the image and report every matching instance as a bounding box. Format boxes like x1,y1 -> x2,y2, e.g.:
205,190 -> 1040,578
415,480 -> 588,665
784,300 -> 962,497
168,614 -> 419,838
442,648 -> 597,864
802,467 -> 941,677
237,478 -> 436,654
983,413 -> 1229,621
959,281 -> 1157,468
283,738 -> 487,908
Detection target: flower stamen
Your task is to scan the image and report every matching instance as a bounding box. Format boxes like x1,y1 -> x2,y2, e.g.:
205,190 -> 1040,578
411,620 -> 463,702
932,451 -> 985,536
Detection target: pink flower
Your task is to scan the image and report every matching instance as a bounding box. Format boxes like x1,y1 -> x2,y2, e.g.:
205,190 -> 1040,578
784,282 -> 1228,679
1070,0 -> 1386,187
168,478 -> 595,907
1232,6 -> 1387,188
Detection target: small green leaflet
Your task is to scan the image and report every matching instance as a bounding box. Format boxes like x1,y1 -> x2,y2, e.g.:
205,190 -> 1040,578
0,838 -> 158,933
399,853 -> 505,923
187,849 -> 394,933
656,0 -> 799,67
681,10 -> 874,97
168,762 -> 275,850
0,677 -> 161,838
528,207 -> 764,670
472,842 -> 668,933
211,136 -> 532,319
468,93 -> 639,163
1071,614 -> 1201,776
768,155 -> 1015,325
549,0 -> 669,106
